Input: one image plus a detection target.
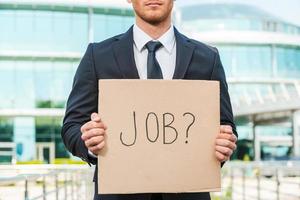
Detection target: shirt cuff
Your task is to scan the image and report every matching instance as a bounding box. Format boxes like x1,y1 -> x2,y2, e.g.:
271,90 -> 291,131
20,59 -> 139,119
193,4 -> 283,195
88,150 -> 97,158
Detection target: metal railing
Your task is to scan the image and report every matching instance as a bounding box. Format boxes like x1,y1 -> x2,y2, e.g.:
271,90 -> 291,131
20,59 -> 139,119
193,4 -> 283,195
218,161 -> 300,200
1,162 -> 299,200
0,165 -> 94,200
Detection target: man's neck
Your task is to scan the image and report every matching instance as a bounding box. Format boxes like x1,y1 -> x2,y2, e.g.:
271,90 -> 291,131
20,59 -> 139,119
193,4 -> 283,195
135,17 -> 172,40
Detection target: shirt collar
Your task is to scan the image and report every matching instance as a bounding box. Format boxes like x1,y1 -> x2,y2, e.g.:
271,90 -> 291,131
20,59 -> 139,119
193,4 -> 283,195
133,24 -> 175,54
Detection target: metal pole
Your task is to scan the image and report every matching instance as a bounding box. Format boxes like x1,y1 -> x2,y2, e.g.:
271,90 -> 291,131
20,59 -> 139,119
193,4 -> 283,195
64,172 -> 68,200
24,179 -> 29,200
84,171 -> 88,199
256,167 -> 261,200
276,169 -> 280,200
242,167 -> 246,200
71,173 -> 74,200
75,171 -> 79,200
43,175 -> 46,200
230,167 -> 234,199
55,174 -> 59,200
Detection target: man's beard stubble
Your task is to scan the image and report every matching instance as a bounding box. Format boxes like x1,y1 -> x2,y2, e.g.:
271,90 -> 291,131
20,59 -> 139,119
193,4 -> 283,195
135,9 -> 172,26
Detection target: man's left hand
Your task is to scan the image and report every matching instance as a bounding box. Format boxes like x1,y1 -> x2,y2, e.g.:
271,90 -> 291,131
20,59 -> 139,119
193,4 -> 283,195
215,125 -> 237,162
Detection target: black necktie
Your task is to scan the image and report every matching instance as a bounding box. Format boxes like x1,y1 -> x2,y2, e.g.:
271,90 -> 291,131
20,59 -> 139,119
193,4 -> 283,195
145,41 -> 163,79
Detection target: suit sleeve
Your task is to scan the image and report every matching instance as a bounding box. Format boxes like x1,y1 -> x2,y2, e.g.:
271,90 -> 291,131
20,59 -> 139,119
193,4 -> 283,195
61,43 -> 98,165
210,48 -> 238,166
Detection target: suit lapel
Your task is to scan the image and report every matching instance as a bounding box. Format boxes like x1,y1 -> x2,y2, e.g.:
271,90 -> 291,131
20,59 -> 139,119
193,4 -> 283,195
112,26 -> 194,79
112,26 -> 140,79
172,28 -> 195,79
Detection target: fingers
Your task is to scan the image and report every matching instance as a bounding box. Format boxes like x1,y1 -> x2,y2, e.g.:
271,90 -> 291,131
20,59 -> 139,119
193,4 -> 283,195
216,138 -> 237,151
215,145 -> 233,157
80,113 -> 107,133
219,125 -> 237,145
89,141 -> 106,155
80,113 -> 108,154
81,121 -> 106,132
91,112 -> 101,122
85,135 -> 105,148
215,139 -> 235,162
217,133 -> 237,143
215,151 -> 228,162
215,125 -> 237,162
220,125 -> 233,134
81,128 -> 105,141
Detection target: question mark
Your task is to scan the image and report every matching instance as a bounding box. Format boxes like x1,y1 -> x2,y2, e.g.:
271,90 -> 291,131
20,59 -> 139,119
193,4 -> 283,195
183,112 -> 195,144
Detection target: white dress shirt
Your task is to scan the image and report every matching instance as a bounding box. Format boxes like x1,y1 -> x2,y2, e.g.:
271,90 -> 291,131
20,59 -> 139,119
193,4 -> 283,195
133,24 -> 177,80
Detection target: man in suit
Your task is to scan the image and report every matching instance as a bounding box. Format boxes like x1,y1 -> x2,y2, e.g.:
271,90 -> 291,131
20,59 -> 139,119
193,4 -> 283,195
61,0 -> 238,199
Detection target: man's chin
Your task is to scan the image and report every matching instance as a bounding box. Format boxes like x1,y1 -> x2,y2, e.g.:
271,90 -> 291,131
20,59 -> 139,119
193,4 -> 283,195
142,15 -> 167,25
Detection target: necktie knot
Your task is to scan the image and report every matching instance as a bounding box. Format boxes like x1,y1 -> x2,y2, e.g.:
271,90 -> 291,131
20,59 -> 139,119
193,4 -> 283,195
145,41 -> 162,53
145,41 -> 163,79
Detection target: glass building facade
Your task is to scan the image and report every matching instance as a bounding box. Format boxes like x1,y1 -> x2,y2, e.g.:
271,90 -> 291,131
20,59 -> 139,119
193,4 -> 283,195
0,1 -> 299,163
176,3 -> 300,160
0,1 -> 135,162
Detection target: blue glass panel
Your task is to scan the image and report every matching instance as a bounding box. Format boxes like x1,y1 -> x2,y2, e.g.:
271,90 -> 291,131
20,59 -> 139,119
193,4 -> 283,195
34,11 -> 53,51
276,46 -> 300,78
53,12 -> 72,51
123,16 -> 134,30
0,10 -> 88,52
233,45 -> 272,77
106,15 -> 125,38
15,11 -> 35,51
256,126 -> 292,136
52,61 -> 74,105
182,19 -> 264,32
93,14 -> 107,42
217,46 -> 234,77
93,14 -> 134,42
14,61 -> 35,109
0,61 -> 15,108
34,61 -> 52,103
0,10 -> 16,50
70,13 -> 88,52
14,117 -> 36,161
236,126 -> 253,140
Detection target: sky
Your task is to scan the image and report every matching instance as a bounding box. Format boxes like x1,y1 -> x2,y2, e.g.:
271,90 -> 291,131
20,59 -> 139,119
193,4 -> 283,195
176,0 -> 300,26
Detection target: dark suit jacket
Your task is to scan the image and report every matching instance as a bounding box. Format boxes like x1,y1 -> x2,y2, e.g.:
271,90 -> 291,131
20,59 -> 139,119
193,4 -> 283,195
61,26 -> 237,200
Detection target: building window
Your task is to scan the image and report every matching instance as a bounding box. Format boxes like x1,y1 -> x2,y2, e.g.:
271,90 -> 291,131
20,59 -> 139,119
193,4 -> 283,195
276,46 -> 300,78
93,13 -> 134,42
0,10 -> 88,52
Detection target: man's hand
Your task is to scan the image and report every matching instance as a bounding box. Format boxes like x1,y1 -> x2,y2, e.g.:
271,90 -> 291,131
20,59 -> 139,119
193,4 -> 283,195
81,113 -> 107,156
215,125 -> 237,162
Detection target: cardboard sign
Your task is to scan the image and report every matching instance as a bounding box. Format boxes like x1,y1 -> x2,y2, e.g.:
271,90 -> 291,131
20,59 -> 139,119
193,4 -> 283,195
98,80 -> 220,194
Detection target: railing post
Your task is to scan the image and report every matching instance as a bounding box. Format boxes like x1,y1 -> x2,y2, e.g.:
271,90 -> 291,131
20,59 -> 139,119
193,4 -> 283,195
75,170 -> 79,199
43,175 -> 46,200
71,172 -> 74,200
256,167 -> 261,200
230,166 -> 234,199
55,174 -> 59,200
276,169 -> 280,200
64,171 -> 68,200
242,167 -> 246,200
85,170 -> 89,200
24,179 -> 29,200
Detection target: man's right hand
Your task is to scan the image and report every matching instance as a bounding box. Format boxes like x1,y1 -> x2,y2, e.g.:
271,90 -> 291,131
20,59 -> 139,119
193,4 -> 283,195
81,113 -> 107,156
